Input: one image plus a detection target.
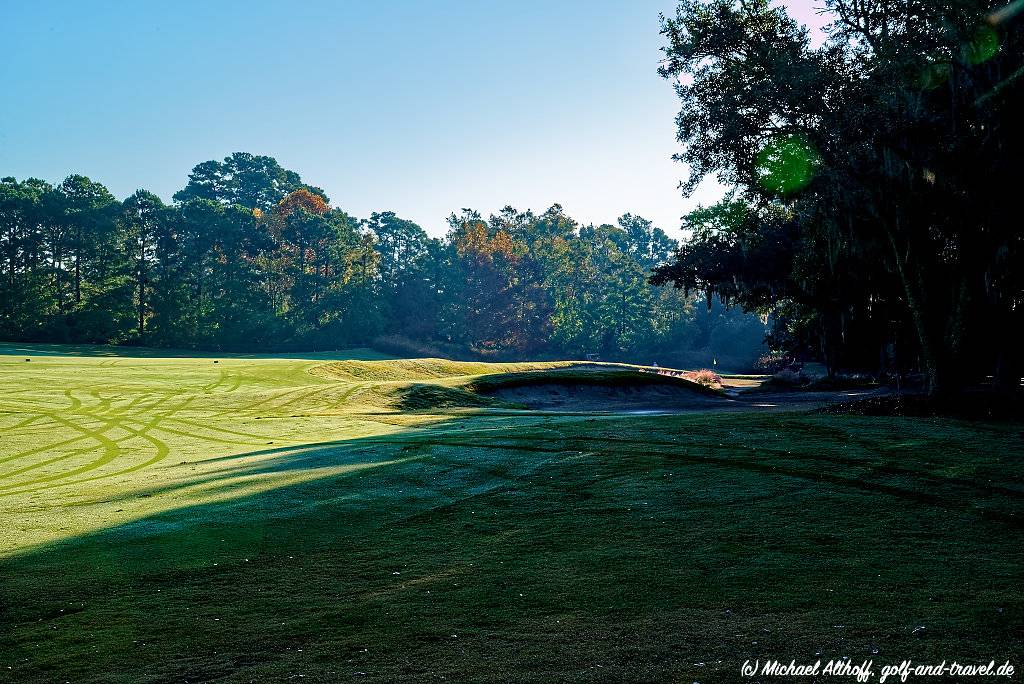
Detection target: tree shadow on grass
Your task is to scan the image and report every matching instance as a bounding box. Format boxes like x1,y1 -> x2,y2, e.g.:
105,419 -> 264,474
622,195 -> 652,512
94,434 -> 427,507
0,419 -> 471,682
1,412 -> 1023,683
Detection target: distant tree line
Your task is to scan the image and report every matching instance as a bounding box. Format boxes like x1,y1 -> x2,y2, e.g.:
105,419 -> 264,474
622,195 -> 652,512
0,153 -> 764,365
654,0 -> 1023,395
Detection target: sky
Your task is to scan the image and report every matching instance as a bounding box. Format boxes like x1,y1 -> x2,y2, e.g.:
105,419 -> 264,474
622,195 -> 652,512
0,1 -> 826,238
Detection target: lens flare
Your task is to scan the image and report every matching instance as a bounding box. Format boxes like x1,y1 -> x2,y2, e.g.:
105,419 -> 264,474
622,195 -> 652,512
988,0 -> 1024,25
755,134 -> 820,195
966,25 -> 1000,65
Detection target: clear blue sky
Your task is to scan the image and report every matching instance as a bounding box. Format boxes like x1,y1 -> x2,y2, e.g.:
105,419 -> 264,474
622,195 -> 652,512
0,1 -> 824,237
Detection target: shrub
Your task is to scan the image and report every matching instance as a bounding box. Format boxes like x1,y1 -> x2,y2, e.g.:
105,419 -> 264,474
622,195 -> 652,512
755,352 -> 789,372
685,368 -> 723,388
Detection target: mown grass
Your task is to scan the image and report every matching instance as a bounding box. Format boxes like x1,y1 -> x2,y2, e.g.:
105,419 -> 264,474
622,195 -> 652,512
0,343 -> 1021,683
312,358 -> 574,383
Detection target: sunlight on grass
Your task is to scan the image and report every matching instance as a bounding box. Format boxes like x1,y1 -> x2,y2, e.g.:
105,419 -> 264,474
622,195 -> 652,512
0,346 -> 689,554
0,346 -> 442,555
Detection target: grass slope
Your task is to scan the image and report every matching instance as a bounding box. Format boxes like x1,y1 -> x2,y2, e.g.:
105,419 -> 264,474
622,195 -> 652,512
0,344 -> 1021,683
312,358 -> 575,382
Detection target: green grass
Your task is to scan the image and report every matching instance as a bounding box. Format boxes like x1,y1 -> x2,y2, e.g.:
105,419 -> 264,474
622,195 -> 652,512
0,343 -> 1021,683
0,341 -> 394,360
312,358 -> 575,382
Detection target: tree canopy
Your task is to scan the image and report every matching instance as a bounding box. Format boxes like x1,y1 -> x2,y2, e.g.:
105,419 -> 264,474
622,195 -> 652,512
653,0 -> 1023,393
0,157 -> 765,367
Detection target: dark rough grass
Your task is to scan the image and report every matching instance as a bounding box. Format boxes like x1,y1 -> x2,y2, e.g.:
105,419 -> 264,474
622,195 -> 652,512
1,412 -> 1022,683
395,383 -> 503,411
819,392 -> 1024,421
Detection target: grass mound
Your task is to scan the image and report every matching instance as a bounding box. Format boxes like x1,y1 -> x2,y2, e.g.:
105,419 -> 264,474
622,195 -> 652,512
393,383 -> 505,411
307,363 -> 723,413
311,358 -> 568,382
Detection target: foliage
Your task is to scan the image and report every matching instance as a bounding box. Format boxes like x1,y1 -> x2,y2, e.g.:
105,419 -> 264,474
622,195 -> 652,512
0,155 -> 767,365
754,351 -> 789,373
653,0 -> 1024,394
683,368 -> 723,388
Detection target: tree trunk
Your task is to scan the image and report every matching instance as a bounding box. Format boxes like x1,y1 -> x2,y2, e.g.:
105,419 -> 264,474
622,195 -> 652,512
138,273 -> 145,339
994,351 -> 1021,394
74,225 -> 82,306
138,236 -> 146,339
887,227 -> 944,396
993,308 -> 1022,394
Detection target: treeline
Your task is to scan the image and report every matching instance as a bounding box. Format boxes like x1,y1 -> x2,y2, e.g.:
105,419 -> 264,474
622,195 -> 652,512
0,153 -> 764,365
654,0 -> 1023,394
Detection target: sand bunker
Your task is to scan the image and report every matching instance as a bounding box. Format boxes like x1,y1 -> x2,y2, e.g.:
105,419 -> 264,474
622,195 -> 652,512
476,374 -> 728,411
